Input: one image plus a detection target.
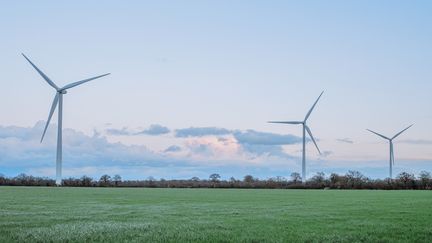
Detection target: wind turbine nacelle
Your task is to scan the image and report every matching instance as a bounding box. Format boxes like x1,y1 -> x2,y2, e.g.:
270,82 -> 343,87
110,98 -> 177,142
59,90 -> 67,94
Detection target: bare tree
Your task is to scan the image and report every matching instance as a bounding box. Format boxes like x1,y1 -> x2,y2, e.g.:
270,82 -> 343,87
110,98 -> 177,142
310,172 -> 326,187
329,173 -> 340,187
81,175 -> 93,187
113,174 -> 122,186
209,173 -> 221,188
146,176 -> 156,187
209,173 -> 221,182
99,174 -> 111,187
397,172 -> 415,188
2,170 -> 431,189
290,172 -> 301,184
0,173 -> 5,185
243,175 -> 255,183
346,170 -> 366,188
419,171 -> 431,189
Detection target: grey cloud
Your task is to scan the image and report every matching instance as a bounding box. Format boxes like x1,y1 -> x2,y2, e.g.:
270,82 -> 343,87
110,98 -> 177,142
241,144 -> 295,159
336,138 -> 354,144
105,127 -> 131,136
0,122 -> 168,171
173,127 -> 303,146
233,130 -> 303,145
0,123 -> 328,179
173,127 -> 303,160
175,127 -> 232,138
164,145 -> 182,153
106,124 -> 170,136
0,121 -> 47,140
137,124 -> 170,136
320,151 -> 333,157
189,144 -> 214,156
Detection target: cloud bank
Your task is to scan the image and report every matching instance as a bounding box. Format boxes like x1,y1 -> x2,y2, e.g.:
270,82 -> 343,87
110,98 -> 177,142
0,123 -> 305,179
2,123 -> 430,180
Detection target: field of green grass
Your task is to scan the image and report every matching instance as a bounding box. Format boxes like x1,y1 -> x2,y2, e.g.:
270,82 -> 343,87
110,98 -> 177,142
0,187 -> 431,242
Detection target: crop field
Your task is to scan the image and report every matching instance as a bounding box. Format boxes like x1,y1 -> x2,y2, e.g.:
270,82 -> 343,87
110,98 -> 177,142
0,187 -> 431,242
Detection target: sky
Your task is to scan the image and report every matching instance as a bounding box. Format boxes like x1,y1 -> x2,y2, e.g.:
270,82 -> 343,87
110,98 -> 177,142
1,1 -> 432,180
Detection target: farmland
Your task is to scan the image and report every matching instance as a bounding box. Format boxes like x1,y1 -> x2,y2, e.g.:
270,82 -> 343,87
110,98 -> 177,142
0,187 -> 431,242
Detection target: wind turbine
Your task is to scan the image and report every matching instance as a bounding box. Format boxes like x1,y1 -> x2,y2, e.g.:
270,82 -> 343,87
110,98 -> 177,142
268,91 -> 324,183
23,53 -> 110,186
367,124 -> 413,179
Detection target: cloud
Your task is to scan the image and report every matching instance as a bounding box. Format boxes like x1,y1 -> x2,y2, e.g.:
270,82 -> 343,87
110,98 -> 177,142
175,127 -> 232,138
1,123 -> 298,179
7,123 -> 429,180
164,145 -> 182,153
181,134 -> 297,162
105,124 -> 170,136
233,130 -> 303,145
240,144 -> 295,159
320,151 -> 333,157
0,122 -> 168,172
336,138 -> 354,144
105,127 -> 131,136
174,127 -> 303,146
173,127 -> 303,161
184,136 -> 240,158
137,124 -> 170,136
397,139 -> 432,145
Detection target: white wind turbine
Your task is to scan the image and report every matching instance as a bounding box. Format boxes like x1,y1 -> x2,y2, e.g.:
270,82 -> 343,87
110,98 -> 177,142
367,124 -> 413,179
268,91 -> 324,183
23,53 -> 110,186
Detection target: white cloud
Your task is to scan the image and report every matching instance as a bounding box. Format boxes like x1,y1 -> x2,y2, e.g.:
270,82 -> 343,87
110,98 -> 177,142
0,122 -> 301,179
1,122 -> 431,180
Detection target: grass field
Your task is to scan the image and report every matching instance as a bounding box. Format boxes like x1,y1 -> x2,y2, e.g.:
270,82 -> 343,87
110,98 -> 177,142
0,187 -> 431,242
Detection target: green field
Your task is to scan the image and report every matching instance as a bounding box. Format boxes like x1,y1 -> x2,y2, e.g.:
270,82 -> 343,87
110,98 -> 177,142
0,187 -> 431,242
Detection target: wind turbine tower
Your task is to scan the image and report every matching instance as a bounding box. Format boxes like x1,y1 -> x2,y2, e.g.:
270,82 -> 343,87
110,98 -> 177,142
23,54 -> 110,186
367,124 -> 413,179
268,91 -> 324,183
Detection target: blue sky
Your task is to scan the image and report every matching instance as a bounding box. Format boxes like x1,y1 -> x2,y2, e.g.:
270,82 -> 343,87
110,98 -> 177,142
1,1 -> 432,180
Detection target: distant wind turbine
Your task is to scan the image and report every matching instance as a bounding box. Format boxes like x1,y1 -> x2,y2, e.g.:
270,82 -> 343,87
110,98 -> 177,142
23,53 -> 110,186
268,91 -> 324,183
367,124 -> 413,179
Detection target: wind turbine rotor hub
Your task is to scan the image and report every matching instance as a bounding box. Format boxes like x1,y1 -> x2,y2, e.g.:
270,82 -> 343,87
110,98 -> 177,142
59,90 -> 67,94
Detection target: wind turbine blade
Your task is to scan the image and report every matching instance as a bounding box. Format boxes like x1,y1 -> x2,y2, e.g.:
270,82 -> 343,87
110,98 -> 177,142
391,142 -> 395,165
60,73 -> 110,90
22,54 -> 59,90
366,129 -> 390,140
41,93 -> 59,143
392,124 -> 413,140
268,121 -> 303,124
304,91 -> 324,122
305,125 -> 321,154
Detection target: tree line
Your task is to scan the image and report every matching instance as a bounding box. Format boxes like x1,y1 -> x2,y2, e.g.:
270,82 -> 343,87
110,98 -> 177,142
0,171 -> 431,190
